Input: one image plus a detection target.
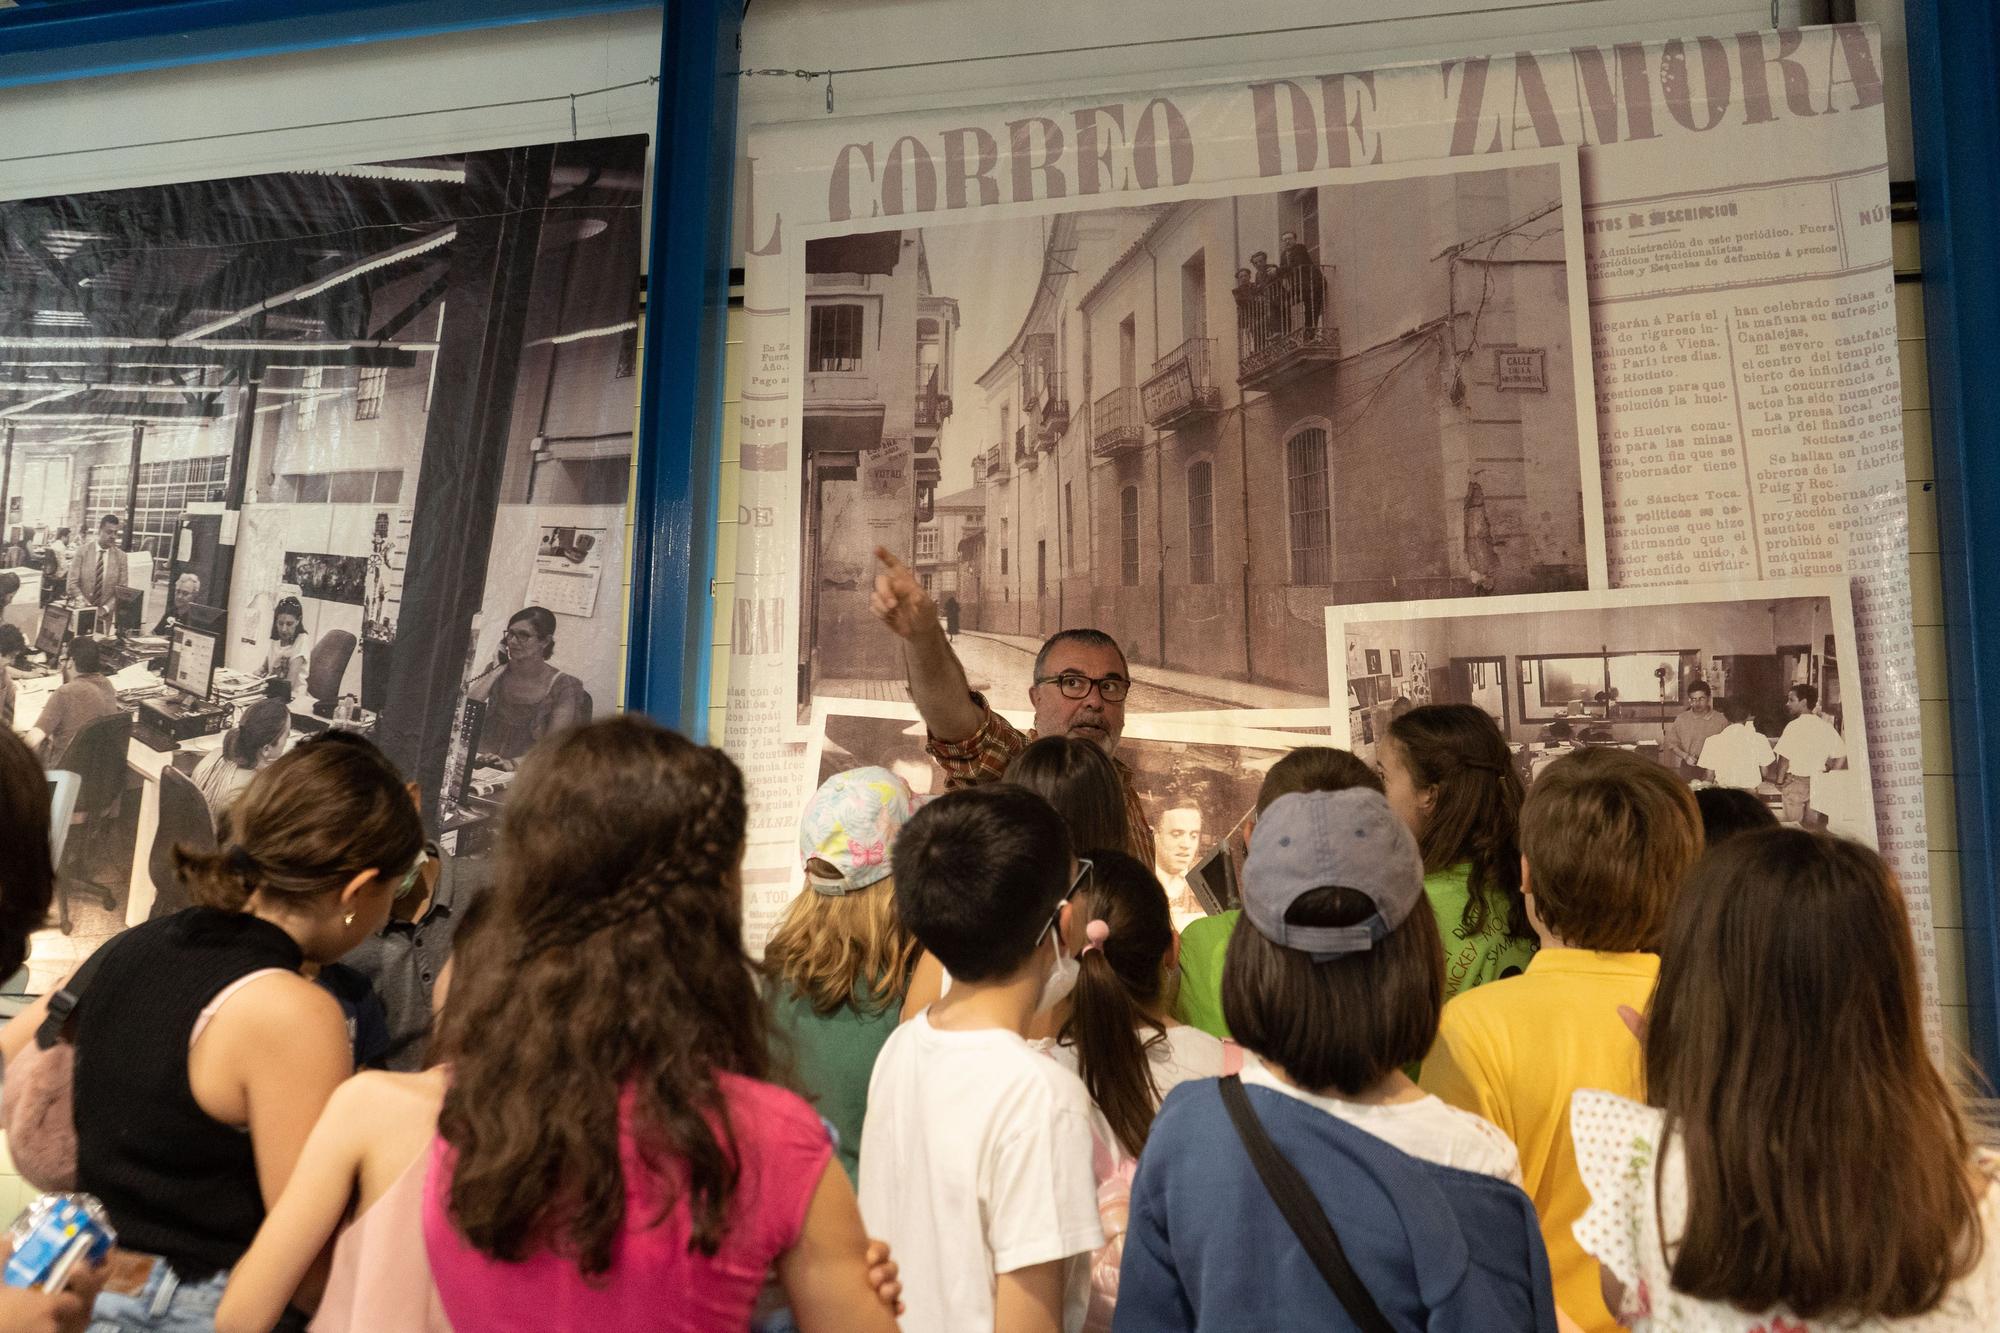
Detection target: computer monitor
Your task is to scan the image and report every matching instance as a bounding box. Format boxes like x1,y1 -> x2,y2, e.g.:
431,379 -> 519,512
34,604 -> 69,658
455,697 -> 487,806
165,624 -> 218,701
111,585 -> 144,635
179,603 -> 226,636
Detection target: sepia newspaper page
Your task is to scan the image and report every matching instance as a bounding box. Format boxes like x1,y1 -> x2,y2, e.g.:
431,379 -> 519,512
732,25 -> 1931,1026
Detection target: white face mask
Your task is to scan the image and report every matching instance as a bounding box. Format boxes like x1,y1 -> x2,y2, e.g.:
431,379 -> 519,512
1034,919 -> 1078,1017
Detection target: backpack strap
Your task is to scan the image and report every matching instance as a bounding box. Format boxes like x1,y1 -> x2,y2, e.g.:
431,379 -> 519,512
1217,1074 -> 1398,1333
34,937 -> 115,1051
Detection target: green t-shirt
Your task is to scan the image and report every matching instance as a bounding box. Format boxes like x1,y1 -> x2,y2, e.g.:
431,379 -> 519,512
1172,910 -> 1240,1039
765,980 -> 900,1184
1170,864 -> 1533,1038
1426,862 -> 1537,998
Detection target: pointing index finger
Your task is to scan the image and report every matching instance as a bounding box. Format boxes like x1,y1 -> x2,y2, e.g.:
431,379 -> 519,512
874,546 -> 910,575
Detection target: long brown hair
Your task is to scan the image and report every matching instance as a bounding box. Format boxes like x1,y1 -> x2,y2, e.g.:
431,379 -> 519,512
434,717 -> 759,1273
1386,704 -> 1528,941
1004,735 -> 1146,864
1647,828 -> 1984,1318
1060,851 -> 1176,1157
174,731 -> 422,912
0,730 -> 55,978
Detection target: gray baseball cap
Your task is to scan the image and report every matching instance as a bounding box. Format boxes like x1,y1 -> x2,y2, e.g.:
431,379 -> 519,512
1241,788 -> 1425,960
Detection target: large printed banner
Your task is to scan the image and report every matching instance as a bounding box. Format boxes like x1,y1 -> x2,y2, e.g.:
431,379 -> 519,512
730,26 -> 1930,1025
1,136 -> 645,986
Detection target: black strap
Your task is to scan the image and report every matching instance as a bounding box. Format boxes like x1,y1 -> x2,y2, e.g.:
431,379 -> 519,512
34,938 -> 115,1050
1218,1074 -> 1397,1333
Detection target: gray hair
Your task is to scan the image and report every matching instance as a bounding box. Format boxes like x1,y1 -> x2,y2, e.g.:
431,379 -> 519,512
1032,628 -> 1127,681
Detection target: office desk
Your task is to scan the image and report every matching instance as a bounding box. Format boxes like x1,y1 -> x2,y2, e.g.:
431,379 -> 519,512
12,662 -> 226,927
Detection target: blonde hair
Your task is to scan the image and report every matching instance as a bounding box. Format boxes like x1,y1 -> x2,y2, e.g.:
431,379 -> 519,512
762,869 -> 918,1015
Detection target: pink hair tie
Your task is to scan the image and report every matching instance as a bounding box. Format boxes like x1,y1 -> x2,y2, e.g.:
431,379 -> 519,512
1081,919 -> 1111,954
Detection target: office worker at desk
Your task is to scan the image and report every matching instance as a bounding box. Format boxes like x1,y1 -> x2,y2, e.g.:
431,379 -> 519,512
74,513 -> 127,615
192,698 -> 293,827
154,572 -> 204,636
24,635 -> 119,770
466,605 -> 586,768
259,596 -> 313,697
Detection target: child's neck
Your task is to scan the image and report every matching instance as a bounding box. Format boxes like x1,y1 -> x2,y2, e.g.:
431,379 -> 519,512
926,968 -> 1043,1037
1266,1060 -> 1424,1107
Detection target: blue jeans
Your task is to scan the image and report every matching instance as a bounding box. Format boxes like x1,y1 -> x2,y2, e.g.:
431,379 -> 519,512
87,1262 -> 227,1333
86,1263 -> 308,1333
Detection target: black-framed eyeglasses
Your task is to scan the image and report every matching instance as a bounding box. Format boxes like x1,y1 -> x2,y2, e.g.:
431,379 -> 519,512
1045,856 -> 1093,939
1035,672 -> 1131,703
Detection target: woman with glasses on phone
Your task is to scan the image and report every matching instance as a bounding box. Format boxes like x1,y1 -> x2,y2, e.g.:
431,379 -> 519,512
466,605 -> 588,768
2,733 -> 425,1332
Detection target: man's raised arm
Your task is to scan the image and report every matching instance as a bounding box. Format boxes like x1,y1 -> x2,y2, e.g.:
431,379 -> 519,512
870,547 -> 985,744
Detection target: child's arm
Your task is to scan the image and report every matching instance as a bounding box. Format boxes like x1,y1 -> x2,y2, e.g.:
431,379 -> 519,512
1109,1168 -> 1194,1331
775,1161 -> 901,1333
215,1080 -> 368,1333
900,951 -> 944,1023
993,1260 -> 1065,1333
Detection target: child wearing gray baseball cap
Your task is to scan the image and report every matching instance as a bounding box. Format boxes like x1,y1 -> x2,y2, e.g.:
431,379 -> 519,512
1118,788 -> 1558,1331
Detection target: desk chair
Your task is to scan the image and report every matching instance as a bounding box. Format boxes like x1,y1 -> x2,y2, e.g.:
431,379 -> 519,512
53,710 -> 133,934
306,630 -> 357,718
147,767 -> 216,921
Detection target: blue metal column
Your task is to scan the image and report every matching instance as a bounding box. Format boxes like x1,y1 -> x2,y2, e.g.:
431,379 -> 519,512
1906,0 -> 2000,1081
626,0 -> 743,737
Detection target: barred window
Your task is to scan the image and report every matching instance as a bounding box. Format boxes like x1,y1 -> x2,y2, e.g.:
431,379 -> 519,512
1120,486 -> 1140,587
1187,460 -> 1214,585
808,304 -> 864,372
1286,425 -> 1332,585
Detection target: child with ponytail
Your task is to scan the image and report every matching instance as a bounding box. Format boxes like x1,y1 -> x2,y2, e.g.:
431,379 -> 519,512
1381,703 -> 1537,998
1041,851 -> 1227,1332
1044,851 -> 1226,1157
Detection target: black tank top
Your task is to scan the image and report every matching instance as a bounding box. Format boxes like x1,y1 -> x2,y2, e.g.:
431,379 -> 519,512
74,908 -> 305,1278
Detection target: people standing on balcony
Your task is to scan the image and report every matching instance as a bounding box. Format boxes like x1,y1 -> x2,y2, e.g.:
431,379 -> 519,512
869,547 -> 1155,867
1232,267 -> 1256,343
1278,230 -> 1326,332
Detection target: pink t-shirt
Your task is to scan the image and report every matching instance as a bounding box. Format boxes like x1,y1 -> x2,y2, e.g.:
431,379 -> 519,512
422,1073 -> 831,1332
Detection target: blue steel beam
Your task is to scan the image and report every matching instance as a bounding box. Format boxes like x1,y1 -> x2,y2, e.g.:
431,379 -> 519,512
626,0 -> 741,738
1906,0 -> 2000,1082
0,0 -> 657,90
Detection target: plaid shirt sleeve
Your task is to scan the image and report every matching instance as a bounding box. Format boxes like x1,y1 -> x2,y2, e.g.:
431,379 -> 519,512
925,691 -> 1029,790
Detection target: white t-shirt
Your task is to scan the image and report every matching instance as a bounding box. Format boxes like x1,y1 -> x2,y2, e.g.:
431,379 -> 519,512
1697,722 -> 1776,791
1035,1023 -> 1228,1104
858,1013 -> 1107,1333
1573,1088 -> 2000,1330
1239,1060 -> 1522,1185
1775,712 -> 1845,795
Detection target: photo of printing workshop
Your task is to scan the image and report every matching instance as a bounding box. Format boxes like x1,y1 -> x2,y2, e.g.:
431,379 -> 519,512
0,135 -> 645,989
1329,580 -> 1875,844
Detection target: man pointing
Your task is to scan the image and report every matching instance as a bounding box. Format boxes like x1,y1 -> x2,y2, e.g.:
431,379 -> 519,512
870,547 -> 1153,865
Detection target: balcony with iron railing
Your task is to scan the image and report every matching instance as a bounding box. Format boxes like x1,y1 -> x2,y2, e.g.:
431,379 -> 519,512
1030,372 -> 1070,447
1141,337 -> 1223,429
1091,385 -> 1143,457
1236,263 -> 1338,388
915,367 -> 953,429
1015,423 -> 1037,470
981,443 -> 1005,478
916,389 -> 953,429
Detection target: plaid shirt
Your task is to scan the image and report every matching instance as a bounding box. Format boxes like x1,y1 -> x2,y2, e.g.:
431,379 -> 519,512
926,691 -> 1156,867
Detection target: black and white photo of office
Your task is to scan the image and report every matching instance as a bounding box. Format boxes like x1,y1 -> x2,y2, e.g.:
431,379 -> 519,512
0,135 -> 646,983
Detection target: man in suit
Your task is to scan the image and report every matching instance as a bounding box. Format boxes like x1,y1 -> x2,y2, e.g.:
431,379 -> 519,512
74,514 -> 128,616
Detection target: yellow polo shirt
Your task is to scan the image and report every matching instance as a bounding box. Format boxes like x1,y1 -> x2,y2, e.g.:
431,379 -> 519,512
1418,948 -> 1658,1333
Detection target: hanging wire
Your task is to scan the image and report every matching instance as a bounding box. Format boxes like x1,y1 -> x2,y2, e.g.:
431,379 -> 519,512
734,0 -> 1612,111
0,74 -> 659,168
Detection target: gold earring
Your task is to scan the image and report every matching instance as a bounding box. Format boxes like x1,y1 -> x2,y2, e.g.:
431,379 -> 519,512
343,911 -> 356,927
